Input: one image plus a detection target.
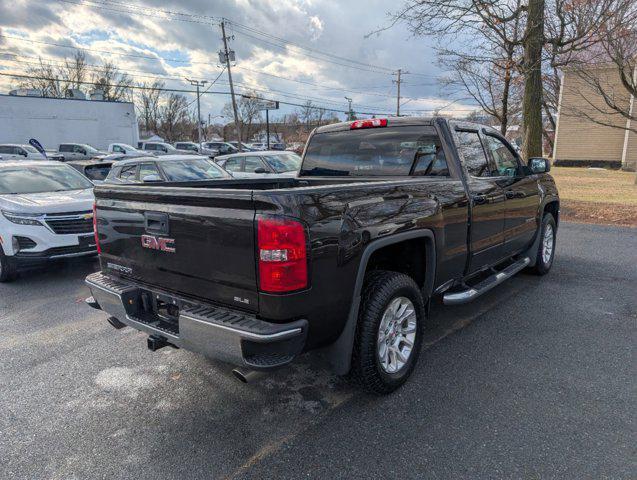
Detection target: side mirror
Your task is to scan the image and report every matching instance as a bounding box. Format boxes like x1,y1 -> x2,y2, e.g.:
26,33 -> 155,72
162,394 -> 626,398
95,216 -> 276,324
161,147 -> 168,153
254,167 -> 268,174
528,157 -> 550,174
81,149 -> 87,155
21,151 -> 28,157
142,174 -> 162,183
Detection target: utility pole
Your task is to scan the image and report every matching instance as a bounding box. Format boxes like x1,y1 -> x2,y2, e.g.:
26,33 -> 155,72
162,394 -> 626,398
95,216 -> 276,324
266,108 -> 270,149
344,96 -> 353,121
393,69 -> 406,116
187,78 -> 207,149
220,19 -> 242,152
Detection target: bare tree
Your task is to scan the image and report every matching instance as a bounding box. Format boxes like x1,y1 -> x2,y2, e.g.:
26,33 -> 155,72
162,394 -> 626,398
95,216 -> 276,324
222,92 -> 263,141
20,50 -> 88,97
137,80 -> 164,135
439,43 -> 523,136
298,100 -> 316,131
385,0 -> 621,159
158,93 -> 192,142
91,61 -> 134,101
63,51 -> 88,91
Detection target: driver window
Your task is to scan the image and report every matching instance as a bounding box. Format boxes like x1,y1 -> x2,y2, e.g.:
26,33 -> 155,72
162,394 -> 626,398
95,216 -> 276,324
223,157 -> 242,172
138,163 -> 160,180
483,135 -> 520,177
244,156 -> 265,173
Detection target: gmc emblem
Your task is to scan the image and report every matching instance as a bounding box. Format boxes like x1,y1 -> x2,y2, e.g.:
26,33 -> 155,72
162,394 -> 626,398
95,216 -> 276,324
141,234 -> 176,253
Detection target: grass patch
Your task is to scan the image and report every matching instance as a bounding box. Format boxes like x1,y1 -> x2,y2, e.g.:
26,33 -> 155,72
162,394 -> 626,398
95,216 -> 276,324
550,167 -> 637,227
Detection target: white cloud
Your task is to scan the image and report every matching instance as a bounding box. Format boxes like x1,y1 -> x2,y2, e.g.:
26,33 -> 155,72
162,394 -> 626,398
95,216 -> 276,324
0,0 -> 477,120
308,15 -> 324,41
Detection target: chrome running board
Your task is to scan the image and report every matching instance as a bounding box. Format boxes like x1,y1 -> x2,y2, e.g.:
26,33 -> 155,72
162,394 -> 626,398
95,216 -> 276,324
443,257 -> 531,305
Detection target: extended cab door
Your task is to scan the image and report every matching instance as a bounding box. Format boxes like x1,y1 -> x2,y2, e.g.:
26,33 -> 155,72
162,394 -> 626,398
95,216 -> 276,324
454,129 -> 506,272
481,132 -> 540,256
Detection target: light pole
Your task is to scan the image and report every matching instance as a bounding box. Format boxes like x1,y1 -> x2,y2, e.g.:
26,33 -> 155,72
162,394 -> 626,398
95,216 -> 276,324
345,96 -> 353,121
187,78 -> 207,149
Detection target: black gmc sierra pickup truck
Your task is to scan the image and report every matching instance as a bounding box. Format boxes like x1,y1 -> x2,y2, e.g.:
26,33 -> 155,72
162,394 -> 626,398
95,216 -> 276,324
86,117 -> 559,393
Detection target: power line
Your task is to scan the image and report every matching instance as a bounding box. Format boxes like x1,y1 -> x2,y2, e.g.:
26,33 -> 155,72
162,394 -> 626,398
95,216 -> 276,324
3,55 -> 397,111
0,72 -> 402,115
226,20 -> 395,73
53,0 -> 397,74
48,0 -> 425,76
2,36 -> 433,99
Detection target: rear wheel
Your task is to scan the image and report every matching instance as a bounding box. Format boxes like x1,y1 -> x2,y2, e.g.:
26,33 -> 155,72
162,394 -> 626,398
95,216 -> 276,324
531,214 -> 556,275
350,270 -> 425,394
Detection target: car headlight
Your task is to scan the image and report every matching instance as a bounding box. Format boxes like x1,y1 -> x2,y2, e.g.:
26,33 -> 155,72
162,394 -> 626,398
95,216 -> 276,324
1,210 -> 44,226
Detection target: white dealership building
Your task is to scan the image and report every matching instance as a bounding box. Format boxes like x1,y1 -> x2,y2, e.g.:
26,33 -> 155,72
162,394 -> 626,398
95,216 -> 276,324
0,91 -> 139,150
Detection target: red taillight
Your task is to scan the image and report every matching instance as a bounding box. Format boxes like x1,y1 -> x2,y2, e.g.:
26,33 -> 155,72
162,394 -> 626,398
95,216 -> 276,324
257,216 -> 307,293
350,118 -> 388,129
93,203 -> 101,254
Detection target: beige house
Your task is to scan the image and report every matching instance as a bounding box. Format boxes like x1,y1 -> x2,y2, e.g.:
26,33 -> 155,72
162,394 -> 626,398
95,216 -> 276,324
553,65 -> 636,171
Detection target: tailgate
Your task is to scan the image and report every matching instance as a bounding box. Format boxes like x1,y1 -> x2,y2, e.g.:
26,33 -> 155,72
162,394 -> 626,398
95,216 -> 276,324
94,185 -> 259,312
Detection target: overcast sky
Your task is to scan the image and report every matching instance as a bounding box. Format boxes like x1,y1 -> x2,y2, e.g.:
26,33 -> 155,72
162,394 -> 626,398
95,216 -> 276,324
0,0 -> 476,121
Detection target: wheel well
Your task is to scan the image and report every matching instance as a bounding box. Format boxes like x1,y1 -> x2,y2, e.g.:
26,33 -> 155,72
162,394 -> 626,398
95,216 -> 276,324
365,238 -> 428,288
544,201 -> 560,227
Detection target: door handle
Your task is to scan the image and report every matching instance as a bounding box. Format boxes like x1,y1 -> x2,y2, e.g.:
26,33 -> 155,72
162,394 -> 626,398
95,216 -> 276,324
472,194 -> 487,205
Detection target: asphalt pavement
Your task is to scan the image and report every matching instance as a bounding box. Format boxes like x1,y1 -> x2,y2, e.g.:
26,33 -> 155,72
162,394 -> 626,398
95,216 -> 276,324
1,222 -> 635,479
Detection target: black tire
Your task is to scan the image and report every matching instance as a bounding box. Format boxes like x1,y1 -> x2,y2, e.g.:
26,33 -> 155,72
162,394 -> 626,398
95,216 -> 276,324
531,213 -> 557,275
0,246 -> 16,283
350,270 -> 425,394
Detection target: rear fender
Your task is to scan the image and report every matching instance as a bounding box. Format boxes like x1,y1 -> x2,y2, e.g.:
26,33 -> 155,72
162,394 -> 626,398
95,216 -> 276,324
322,230 -> 436,375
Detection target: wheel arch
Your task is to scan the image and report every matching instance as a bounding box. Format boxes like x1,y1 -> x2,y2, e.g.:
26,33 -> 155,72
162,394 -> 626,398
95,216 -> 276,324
322,229 -> 436,375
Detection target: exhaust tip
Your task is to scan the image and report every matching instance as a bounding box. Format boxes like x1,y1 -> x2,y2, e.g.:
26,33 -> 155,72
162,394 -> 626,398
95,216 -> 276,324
232,367 -> 266,384
232,368 -> 250,383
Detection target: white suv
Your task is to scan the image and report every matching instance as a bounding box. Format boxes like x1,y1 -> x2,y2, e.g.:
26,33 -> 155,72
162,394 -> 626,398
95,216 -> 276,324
0,144 -> 63,161
0,161 -> 96,281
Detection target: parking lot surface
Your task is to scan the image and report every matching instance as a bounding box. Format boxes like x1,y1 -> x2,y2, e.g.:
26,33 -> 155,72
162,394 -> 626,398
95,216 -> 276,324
1,223 -> 634,479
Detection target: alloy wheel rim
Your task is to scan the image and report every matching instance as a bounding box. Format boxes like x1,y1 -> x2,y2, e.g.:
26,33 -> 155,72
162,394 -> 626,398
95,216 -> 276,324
542,223 -> 554,265
377,296 -> 417,374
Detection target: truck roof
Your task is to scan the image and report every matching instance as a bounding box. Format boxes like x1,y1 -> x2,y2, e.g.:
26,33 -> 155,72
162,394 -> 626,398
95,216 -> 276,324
314,116 -> 436,134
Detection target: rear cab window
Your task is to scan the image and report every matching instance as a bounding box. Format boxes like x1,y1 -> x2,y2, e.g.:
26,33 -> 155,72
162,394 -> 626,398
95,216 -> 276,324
301,125 -> 448,176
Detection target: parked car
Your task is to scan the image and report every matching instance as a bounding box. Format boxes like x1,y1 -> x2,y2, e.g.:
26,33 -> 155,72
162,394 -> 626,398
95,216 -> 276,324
108,143 -> 146,158
174,141 -> 201,153
248,142 -> 267,151
138,142 -> 191,156
215,151 -> 301,178
103,155 -> 232,184
58,143 -> 107,161
0,144 -> 63,161
270,142 -> 286,151
86,116 -> 559,394
227,141 -> 255,151
286,142 -> 305,154
0,161 -> 97,281
202,141 -> 238,156
67,160 -> 114,184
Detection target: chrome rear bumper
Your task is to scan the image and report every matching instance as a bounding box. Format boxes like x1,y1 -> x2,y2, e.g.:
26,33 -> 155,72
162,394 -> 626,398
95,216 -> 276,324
85,272 -> 307,369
